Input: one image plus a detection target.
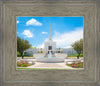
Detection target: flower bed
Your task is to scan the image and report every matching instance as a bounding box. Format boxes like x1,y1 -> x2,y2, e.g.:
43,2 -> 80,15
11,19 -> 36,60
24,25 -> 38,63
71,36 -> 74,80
67,62 -> 83,68
17,61 -> 32,67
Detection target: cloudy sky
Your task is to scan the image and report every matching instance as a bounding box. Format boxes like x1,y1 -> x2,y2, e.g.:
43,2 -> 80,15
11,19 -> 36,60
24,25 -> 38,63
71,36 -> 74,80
17,17 -> 83,48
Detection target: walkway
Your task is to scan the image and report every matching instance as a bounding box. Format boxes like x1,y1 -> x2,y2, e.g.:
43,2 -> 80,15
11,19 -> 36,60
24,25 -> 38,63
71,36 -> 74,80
27,62 -> 73,69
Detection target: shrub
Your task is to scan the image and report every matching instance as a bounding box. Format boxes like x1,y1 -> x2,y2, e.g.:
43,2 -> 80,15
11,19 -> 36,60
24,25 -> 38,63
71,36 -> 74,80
24,51 -> 28,55
40,51 -> 43,53
58,51 -> 62,53
58,51 -> 60,53
17,51 -> 21,57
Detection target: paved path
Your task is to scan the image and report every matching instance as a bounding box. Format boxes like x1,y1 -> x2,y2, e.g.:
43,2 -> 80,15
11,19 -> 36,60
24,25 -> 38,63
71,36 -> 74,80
27,62 -> 73,69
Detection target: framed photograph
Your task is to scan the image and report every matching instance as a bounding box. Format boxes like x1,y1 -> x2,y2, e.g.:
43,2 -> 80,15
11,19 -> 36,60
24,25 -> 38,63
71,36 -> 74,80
0,1 -> 100,86
16,16 -> 84,70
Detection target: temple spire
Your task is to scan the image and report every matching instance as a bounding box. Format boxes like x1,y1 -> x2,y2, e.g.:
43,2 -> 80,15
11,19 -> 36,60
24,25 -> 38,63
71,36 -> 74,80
49,22 -> 52,40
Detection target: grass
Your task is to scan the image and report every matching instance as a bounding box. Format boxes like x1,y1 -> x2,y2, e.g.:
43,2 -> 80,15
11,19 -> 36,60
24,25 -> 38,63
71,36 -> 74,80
67,64 -> 72,67
23,55 -> 33,57
67,53 -> 83,57
17,67 -> 84,70
17,56 -> 33,57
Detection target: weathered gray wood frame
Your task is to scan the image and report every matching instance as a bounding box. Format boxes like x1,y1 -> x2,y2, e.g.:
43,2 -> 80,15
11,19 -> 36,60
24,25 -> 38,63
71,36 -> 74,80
0,0 -> 100,86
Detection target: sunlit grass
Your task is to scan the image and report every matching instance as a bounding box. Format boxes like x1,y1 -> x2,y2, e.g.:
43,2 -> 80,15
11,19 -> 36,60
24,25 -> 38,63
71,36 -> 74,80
67,53 -> 83,57
17,67 -> 84,70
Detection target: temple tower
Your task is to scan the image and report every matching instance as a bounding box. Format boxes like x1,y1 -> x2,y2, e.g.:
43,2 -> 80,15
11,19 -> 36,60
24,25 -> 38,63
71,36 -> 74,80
44,22 -> 56,53
49,22 -> 52,40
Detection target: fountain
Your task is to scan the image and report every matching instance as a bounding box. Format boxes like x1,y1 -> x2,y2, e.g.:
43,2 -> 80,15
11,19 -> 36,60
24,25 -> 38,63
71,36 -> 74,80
48,51 -> 52,58
33,23 -> 66,62
34,51 -> 66,62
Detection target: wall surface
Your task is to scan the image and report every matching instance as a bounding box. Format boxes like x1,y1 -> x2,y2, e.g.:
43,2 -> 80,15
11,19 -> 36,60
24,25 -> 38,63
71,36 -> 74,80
0,0 -> 100,86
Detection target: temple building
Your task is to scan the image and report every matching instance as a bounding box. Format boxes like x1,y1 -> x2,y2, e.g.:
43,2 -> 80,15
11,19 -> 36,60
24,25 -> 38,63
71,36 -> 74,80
24,23 -> 77,56
44,23 -> 56,53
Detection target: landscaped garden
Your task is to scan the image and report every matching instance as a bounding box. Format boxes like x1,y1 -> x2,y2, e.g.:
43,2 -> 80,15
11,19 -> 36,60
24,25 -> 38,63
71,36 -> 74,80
67,62 -> 83,68
17,61 -> 32,67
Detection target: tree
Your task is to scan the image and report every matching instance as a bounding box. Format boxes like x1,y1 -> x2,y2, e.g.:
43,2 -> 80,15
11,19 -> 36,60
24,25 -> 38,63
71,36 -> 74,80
58,48 -> 61,53
71,39 -> 83,59
17,37 -> 31,59
40,48 -> 43,53
31,47 -> 36,49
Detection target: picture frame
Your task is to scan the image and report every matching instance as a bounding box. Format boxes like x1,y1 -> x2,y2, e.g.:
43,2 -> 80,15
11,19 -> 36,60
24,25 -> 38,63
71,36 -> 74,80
0,0 -> 100,86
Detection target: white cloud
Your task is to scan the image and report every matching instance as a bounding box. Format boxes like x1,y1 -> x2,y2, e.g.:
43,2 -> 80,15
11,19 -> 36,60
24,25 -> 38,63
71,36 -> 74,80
22,30 -> 33,38
26,18 -> 42,26
53,27 -> 83,48
17,21 -> 19,23
37,27 -> 83,48
37,44 -> 44,48
42,32 -> 48,34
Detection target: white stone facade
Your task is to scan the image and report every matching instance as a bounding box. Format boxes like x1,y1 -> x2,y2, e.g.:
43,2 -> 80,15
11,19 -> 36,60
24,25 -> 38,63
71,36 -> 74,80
44,40 -> 56,53
43,22 -> 56,53
24,23 -> 77,55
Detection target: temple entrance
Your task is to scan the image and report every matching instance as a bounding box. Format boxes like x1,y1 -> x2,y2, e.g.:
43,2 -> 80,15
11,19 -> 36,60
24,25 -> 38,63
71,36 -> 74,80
48,46 -> 52,54
48,46 -> 52,50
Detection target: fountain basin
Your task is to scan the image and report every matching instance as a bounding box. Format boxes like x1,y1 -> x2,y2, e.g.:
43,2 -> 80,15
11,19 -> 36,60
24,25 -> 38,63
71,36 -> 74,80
36,57 -> 65,62
34,53 -> 67,62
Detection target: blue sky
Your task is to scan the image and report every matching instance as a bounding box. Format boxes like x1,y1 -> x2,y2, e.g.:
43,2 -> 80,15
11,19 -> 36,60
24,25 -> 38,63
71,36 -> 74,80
17,17 -> 83,48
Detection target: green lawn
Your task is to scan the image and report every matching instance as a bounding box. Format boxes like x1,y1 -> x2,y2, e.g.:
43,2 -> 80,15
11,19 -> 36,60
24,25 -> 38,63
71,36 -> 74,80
17,67 -> 84,70
67,53 -> 83,57
17,56 -> 33,57
23,55 -> 33,57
